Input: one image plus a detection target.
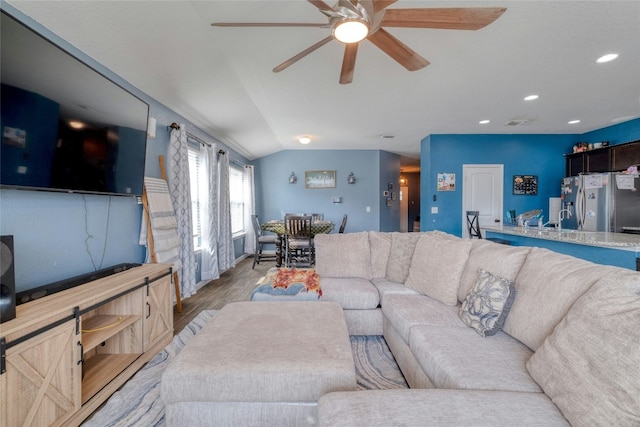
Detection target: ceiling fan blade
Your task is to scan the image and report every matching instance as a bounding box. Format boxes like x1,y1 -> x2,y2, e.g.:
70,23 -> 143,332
273,36 -> 334,73
339,43 -> 359,85
367,28 -> 429,71
211,22 -> 327,28
372,0 -> 398,13
307,0 -> 335,13
381,7 -> 506,30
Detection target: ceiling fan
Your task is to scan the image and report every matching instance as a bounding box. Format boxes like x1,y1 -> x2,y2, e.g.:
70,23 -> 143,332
212,0 -> 506,84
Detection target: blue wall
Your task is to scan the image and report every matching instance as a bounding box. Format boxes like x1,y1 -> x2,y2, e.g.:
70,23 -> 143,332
253,150 -> 400,232
0,3 -> 249,292
421,119 -> 640,236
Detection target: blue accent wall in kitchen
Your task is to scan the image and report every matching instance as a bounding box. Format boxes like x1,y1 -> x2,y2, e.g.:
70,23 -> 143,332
421,134 -> 575,236
420,119 -> 640,237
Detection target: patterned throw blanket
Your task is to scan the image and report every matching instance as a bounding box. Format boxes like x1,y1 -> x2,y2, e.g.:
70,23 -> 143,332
252,267 -> 322,299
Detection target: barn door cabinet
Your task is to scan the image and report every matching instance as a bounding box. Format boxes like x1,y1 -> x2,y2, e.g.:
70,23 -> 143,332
0,263 -> 173,427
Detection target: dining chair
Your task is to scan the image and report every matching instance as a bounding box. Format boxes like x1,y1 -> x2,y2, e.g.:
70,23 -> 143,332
308,213 -> 324,222
466,211 -> 482,239
251,214 -> 277,269
338,214 -> 348,233
284,215 -> 313,267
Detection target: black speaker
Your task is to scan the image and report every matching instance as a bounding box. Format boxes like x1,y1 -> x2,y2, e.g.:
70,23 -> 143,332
1,235 -> 16,323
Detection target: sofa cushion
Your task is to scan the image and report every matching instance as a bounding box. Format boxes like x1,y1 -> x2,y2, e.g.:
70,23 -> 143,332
405,233 -> 472,306
320,277 -> 380,310
526,273 -> 640,427
504,247 -> 617,350
314,232 -> 372,279
318,389 -> 569,427
410,325 -> 541,393
371,278 -> 420,303
385,232 -> 420,283
368,232 -> 392,279
459,269 -> 516,337
458,240 -> 530,302
382,294 -> 463,344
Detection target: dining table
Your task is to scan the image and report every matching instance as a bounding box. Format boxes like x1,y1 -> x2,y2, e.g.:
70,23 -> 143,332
262,219 -> 335,267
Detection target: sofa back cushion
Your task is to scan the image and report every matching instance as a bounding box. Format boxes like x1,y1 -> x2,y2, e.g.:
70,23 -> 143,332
314,232 -> 372,279
526,273 -> 640,426
369,232 -> 392,279
504,247 -> 620,350
385,232 -> 421,283
405,233 -> 472,306
458,240 -> 531,303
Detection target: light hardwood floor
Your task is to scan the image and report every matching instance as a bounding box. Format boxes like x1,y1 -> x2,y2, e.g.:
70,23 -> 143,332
172,256 -> 274,334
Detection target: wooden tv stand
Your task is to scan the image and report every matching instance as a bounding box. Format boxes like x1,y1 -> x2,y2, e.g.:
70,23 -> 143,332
0,263 -> 173,426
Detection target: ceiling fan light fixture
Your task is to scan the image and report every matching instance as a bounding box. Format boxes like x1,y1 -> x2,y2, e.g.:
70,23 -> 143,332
333,19 -> 369,44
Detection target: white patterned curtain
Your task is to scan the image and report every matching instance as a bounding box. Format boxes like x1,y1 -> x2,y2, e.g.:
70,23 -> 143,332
200,143 -> 220,281
217,152 -> 235,271
243,165 -> 256,255
167,124 -> 197,298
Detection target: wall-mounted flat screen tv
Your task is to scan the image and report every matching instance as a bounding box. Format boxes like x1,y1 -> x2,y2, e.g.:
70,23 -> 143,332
0,11 -> 149,197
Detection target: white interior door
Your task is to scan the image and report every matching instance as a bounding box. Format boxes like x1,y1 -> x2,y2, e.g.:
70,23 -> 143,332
462,165 -> 504,238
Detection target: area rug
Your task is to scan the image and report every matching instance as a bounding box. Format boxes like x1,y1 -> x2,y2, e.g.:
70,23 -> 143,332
82,310 -> 408,427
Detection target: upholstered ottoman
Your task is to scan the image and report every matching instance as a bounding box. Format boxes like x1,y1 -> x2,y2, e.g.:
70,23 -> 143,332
161,301 -> 356,426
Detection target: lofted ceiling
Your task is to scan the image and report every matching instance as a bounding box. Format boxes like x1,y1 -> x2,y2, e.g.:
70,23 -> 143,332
6,1 -> 640,172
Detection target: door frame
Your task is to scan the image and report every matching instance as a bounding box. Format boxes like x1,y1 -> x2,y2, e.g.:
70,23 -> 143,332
462,164 -> 504,238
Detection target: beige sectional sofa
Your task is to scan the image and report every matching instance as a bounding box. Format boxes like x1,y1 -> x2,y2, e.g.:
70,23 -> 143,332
313,231 -> 640,427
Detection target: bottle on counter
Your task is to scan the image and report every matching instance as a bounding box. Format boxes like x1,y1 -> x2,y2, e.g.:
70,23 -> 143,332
538,216 -> 544,230
517,215 -> 523,229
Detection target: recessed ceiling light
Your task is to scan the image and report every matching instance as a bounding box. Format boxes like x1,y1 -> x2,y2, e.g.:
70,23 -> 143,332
596,53 -> 619,63
524,95 -> 539,101
69,120 -> 85,129
479,120 -> 490,124
298,136 -> 311,144
568,120 -> 581,125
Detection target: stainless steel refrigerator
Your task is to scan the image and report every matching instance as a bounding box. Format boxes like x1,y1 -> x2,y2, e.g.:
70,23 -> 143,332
560,173 -> 640,233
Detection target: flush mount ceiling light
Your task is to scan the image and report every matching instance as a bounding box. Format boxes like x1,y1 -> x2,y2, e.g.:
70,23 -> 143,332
333,18 -> 369,44
68,120 -> 85,129
524,94 -> 539,101
596,53 -> 619,63
568,119 -> 581,124
298,136 -> 311,144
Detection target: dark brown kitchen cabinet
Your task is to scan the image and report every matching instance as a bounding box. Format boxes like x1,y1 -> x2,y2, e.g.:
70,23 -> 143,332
565,152 -> 585,176
585,148 -> 611,172
565,140 -> 639,175
611,140 -> 640,171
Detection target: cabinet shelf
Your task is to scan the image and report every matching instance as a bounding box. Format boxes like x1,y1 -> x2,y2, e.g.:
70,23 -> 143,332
82,314 -> 141,353
82,353 -> 139,403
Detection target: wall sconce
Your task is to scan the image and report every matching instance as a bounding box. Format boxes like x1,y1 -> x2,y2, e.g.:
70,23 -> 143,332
289,172 -> 297,184
147,117 -> 157,139
399,174 -> 407,186
347,172 -> 356,184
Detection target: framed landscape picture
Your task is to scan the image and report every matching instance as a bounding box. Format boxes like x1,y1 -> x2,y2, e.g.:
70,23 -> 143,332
305,170 -> 336,188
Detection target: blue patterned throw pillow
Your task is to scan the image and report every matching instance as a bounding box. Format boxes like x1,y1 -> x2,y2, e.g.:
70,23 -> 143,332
459,269 -> 516,337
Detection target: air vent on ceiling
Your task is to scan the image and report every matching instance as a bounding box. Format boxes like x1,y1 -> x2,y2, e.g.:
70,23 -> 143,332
505,119 -> 530,126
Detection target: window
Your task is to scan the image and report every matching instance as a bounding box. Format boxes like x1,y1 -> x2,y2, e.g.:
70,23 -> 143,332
188,143 -> 204,250
229,165 -> 245,236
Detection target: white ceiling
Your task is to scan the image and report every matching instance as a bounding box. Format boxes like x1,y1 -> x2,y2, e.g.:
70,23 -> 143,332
8,1 -> 640,170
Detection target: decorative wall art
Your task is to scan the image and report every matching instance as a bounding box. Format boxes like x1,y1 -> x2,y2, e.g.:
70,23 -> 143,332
513,175 -> 538,195
305,170 -> 336,188
437,173 -> 455,191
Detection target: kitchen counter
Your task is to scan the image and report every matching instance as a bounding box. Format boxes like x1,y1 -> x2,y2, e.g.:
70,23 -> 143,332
482,225 -> 640,250
482,225 -> 639,270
